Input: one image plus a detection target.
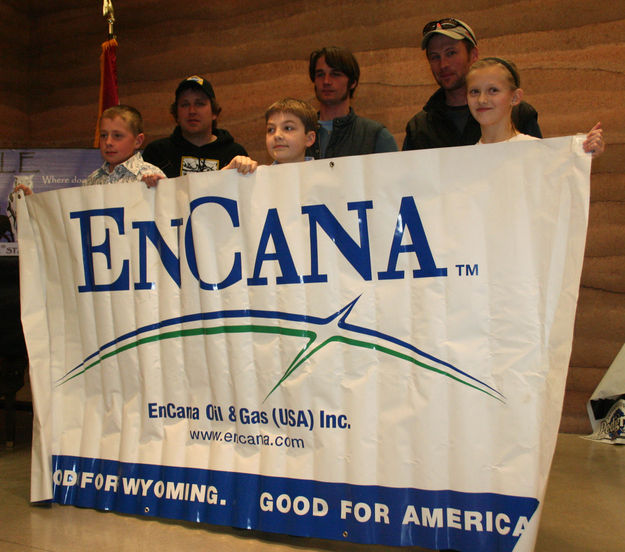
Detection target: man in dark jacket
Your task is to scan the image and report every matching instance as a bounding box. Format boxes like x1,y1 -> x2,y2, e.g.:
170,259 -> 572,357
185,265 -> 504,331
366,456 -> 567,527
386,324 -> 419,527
403,18 -> 541,150
307,46 -> 397,159
143,76 -> 248,178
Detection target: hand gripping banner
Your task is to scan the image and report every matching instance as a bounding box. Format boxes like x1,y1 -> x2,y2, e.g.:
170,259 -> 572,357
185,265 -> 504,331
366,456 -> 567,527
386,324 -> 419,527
18,137 -> 591,551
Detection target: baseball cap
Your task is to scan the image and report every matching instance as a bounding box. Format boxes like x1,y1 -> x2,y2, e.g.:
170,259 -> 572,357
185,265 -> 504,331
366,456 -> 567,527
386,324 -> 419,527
175,75 -> 215,100
421,18 -> 477,49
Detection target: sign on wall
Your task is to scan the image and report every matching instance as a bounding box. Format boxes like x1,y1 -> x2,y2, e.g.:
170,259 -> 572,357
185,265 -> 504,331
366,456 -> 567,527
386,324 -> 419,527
0,149 -> 101,254
19,138 -> 591,551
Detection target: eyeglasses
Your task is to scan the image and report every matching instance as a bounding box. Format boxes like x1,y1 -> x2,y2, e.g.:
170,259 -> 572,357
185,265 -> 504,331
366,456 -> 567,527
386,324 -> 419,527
422,18 -> 477,44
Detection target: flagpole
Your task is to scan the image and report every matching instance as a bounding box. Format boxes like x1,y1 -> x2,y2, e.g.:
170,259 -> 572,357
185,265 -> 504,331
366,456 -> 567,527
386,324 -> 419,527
103,0 -> 115,39
94,0 -> 119,147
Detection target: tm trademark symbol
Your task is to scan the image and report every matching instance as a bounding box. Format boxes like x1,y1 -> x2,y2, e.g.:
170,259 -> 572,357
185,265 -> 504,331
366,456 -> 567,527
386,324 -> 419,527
455,263 -> 478,276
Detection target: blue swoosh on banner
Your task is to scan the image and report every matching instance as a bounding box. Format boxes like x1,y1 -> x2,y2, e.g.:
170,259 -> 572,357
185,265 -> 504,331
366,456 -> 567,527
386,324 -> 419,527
56,296 -> 504,401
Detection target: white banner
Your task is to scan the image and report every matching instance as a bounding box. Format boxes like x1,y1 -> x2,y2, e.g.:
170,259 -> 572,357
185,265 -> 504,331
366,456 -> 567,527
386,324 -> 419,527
19,137 -> 591,551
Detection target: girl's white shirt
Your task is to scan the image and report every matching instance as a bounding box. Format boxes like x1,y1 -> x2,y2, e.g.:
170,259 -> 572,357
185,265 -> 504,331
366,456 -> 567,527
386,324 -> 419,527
478,133 -> 540,144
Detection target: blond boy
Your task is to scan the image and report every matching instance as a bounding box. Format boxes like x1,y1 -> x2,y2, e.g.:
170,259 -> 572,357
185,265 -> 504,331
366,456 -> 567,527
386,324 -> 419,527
85,105 -> 165,186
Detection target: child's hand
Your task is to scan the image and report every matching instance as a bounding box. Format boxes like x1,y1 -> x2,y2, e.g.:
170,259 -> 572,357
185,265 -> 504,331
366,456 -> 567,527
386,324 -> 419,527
13,183 -> 33,196
222,156 -> 258,175
142,174 -> 165,188
583,122 -> 604,159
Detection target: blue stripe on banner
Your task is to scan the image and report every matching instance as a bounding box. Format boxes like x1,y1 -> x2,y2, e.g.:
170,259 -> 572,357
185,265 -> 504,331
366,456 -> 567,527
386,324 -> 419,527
52,455 -> 538,550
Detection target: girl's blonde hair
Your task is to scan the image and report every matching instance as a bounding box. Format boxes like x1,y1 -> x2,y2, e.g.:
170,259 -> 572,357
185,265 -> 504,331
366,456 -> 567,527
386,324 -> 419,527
468,57 -> 520,90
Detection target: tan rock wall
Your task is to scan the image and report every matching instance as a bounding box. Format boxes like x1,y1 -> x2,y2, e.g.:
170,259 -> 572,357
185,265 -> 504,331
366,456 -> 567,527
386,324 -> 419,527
2,0 -> 624,432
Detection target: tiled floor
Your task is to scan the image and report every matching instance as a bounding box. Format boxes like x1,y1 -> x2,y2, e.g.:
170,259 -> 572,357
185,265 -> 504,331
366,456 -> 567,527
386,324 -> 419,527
0,414 -> 623,551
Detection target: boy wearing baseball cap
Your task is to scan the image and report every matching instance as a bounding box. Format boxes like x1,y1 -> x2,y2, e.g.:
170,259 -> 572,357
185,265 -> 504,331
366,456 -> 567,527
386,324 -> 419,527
143,75 -> 249,178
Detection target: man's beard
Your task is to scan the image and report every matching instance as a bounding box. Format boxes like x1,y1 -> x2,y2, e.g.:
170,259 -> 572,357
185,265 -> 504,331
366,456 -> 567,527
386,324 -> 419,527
436,73 -> 466,92
315,85 -> 350,106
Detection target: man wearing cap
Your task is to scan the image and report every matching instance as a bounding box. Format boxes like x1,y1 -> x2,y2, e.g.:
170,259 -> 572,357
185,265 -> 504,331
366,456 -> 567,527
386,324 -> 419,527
403,18 -> 541,150
307,46 -> 398,159
143,76 -> 248,178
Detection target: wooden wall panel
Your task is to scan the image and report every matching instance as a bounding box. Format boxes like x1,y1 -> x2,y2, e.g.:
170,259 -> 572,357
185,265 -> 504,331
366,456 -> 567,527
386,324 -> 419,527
4,0 -> 625,433
0,1 -> 31,147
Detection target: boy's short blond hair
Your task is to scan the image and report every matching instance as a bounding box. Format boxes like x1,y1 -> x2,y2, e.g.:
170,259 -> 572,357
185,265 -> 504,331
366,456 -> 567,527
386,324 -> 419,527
265,98 -> 319,134
101,105 -> 144,136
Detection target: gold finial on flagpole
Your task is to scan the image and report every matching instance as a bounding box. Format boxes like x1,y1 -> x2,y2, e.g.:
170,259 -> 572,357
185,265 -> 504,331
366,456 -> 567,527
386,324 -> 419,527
103,0 -> 115,38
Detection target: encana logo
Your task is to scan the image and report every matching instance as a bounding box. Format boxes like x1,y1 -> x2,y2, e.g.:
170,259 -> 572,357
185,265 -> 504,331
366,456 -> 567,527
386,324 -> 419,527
59,195 -> 500,400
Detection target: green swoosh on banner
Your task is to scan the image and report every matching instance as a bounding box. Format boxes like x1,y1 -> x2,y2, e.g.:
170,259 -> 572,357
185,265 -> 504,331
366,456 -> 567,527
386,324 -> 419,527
60,324 -> 503,402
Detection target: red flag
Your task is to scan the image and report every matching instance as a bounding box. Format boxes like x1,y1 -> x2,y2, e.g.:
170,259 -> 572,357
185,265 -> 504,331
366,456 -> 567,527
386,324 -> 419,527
93,38 -> 119,147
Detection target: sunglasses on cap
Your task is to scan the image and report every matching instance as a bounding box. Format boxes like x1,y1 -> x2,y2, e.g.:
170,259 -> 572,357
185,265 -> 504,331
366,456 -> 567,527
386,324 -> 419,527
422,18 -> 477,44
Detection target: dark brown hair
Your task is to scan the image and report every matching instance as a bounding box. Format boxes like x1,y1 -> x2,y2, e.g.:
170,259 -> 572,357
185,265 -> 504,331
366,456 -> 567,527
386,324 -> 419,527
309,46 -> 360,98
169,93 -> 222,133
